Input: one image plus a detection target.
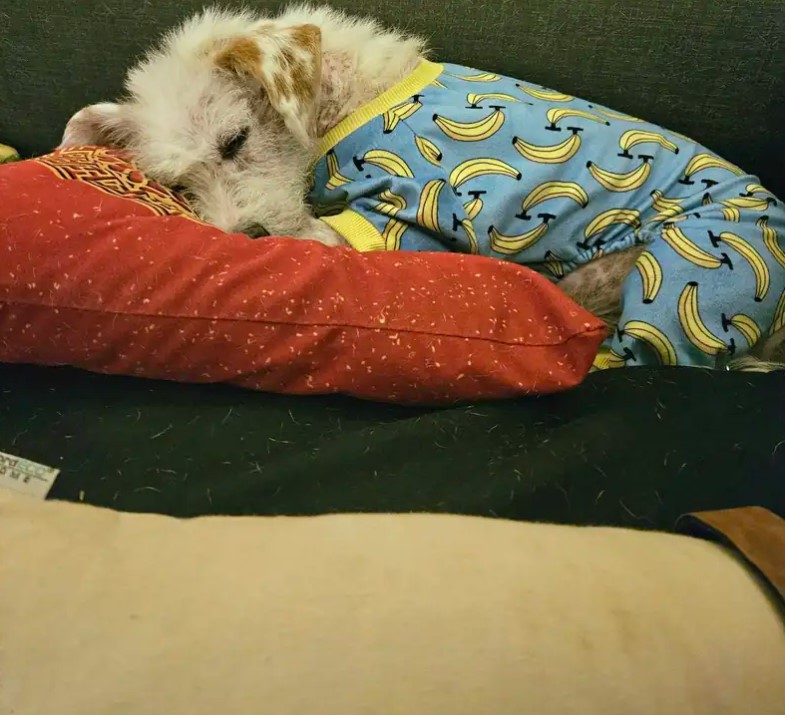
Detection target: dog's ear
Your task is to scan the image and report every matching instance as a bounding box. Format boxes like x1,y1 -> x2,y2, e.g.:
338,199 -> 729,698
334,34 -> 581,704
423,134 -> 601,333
59,103 -> 134,148
213,24 -> 322,147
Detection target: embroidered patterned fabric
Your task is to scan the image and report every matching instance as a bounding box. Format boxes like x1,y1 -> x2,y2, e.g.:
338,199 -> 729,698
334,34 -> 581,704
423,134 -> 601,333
0,147 -> 605,404
35,146 -> 198,219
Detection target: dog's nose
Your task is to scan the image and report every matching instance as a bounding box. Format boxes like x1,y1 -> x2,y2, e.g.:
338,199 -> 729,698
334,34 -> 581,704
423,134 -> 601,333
243,223 -> 270,239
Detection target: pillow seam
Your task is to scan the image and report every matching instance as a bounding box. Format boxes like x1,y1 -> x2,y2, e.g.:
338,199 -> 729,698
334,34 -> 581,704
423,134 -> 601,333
0,298 -> 604,349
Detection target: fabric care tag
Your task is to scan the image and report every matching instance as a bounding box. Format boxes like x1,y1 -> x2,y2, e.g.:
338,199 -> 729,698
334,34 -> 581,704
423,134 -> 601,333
0,451 -> 60,499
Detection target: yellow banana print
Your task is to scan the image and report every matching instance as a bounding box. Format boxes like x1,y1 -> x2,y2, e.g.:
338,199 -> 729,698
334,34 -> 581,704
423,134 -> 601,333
545,107 -> 609,128
724,195 -> 775,210
325,149 -> 351,190
520,181 -> 589,213
431,78 -> 447,89
720,206 -> 741,222
621,320 -> 678,366
512,129 -> 582,164
584,208 -> 641,240
715,231 -> 771,301
745,183 -> 775,197
360,149 -> 414,178
650,190 -> 684,219
678,282 -> 730,355
416,179 -> 445,234
516,85 -> 574,102
382,218 -> 408,251
594,107 -> 643,123
722,313 -> 761,347
720,195 -> 775,222
382,99 -> 423,133
593,346 -> 633,370
634,251 -> 663,304
660,223 -> 730,269
467,92 -> 520,106
449,157 -> 522,192
375,189 -> 407,217
447,71 -> 501,82
433,108 -> 505,142
415,136 -> 442,167
463,191 -> 485,220
458,217 -> 480,254
586,158 -> 652,192
759,216 -> 785,269
702,193 -> 715,207
680,153 -> 744,182
489,221 -> 550,255
618,129 -> 678,155
771,289 -> 785,335
543,249 -> 567,279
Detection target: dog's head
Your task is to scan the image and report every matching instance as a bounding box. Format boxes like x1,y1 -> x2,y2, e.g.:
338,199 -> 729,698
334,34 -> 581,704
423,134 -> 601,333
60,8 -> 323,236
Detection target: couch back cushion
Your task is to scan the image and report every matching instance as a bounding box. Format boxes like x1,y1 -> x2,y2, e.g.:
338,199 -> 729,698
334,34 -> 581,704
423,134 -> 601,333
2,0 -> 784,196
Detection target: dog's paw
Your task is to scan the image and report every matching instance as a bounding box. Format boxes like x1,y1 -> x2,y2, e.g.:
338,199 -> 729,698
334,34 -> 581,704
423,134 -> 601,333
297,218 -> 348,247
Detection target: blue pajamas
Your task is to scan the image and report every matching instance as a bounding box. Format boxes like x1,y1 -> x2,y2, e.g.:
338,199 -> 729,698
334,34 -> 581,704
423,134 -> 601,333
611,188 -> 785,367
310,61 -> 785,367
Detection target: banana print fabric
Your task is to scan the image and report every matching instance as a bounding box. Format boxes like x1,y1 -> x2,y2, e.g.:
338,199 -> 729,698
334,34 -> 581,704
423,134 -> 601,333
310,61 -> 785,368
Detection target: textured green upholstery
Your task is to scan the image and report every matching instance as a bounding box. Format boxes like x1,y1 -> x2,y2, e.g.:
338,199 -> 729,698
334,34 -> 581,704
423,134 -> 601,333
1,0 -> 784,525
2,0 -> 784,194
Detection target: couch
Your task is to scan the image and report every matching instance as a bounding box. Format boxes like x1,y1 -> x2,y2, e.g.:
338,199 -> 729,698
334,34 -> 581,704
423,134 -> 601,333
1,0 -> 784,524
3,1 -> 785,711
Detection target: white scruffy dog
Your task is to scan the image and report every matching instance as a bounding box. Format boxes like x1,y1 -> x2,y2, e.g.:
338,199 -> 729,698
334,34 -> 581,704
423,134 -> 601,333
61,4 -> 785,369
61,5 -> 421,246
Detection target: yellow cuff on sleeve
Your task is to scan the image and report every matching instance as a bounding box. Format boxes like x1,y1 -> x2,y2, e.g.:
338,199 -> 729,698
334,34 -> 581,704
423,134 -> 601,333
320,210 -> 389,253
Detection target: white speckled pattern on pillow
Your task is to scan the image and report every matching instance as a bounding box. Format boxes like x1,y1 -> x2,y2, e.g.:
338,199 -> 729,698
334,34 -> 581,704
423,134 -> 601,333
0,146 -> 606,404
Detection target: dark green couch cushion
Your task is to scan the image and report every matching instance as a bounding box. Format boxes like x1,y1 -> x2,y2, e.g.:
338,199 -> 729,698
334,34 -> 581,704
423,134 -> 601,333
2,0 -> 784,530
1,363 -> 783,528
2,0 -> 784,195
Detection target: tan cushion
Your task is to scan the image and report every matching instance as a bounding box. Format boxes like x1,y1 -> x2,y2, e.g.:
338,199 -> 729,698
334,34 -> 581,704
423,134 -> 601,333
2,490 -> 784,715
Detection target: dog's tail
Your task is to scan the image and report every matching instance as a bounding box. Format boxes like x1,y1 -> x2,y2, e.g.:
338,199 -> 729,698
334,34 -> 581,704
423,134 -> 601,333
728,324 -> 785,371
728,355 -> 785,371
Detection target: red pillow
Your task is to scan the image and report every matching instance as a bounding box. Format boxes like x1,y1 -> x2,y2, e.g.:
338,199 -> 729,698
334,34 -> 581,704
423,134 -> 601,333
0,147 -> 605,404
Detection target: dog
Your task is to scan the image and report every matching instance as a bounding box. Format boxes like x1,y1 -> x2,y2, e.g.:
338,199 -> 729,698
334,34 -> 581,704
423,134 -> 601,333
60,4 -> 785,370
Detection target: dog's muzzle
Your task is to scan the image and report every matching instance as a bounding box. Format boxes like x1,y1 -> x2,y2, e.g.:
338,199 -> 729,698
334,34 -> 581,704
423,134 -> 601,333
243,223 -> 270,239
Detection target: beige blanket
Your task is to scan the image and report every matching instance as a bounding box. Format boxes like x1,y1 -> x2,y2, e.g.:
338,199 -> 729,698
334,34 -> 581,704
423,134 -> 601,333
2,490 -> 784,715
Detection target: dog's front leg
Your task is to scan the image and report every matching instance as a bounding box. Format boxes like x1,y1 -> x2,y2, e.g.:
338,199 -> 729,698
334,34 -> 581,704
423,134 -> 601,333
294,216 -> 348,247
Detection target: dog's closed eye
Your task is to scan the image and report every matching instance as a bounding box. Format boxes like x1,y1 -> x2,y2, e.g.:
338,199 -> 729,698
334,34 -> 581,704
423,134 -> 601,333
220,127 -> 249,160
